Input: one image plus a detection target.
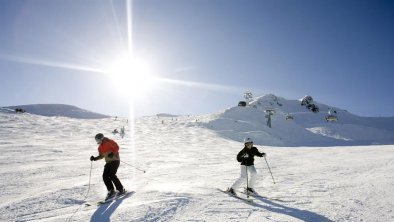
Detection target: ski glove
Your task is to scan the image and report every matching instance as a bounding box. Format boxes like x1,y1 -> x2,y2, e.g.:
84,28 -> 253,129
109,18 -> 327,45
107,152 -> 114,158
261,153 -> 266,157
90,155 -> 96,161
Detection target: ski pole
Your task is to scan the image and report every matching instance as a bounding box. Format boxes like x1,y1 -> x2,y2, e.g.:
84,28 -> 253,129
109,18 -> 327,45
245,165 -> 249,198
120,160 -> 146,173
66,161 -> 93,222
264,156 -> 276,184
84,161 -> 93,198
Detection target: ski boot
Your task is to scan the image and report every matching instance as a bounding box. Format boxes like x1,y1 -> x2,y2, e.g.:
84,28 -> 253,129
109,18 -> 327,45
245,187 -> 257,195
226,187 -> 237,196
117,188 -> 127,196
105,190 -> 116,201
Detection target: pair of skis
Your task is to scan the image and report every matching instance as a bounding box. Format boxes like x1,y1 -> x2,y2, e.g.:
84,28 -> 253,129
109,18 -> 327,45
219,188 -> 290,204
217,189 -> 254,203
85,190 -> 134,206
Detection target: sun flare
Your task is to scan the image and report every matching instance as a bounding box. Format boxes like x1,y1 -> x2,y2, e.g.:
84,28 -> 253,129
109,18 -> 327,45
105,54 -> 156,97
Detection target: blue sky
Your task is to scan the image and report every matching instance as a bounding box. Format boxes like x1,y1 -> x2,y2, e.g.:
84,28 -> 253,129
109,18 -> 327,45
0,0 -> 393,117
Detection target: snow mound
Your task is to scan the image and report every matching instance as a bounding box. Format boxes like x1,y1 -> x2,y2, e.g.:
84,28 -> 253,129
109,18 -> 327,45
199,94 -> 394,146
156,113 -> 180,117
1,104 -> 109,119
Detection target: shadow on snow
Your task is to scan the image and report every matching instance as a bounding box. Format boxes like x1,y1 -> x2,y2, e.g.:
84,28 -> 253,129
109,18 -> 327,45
90,192 -> 134,222
251,195 -> 333,222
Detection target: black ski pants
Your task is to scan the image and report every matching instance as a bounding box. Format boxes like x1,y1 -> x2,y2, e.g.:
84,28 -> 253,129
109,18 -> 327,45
103,160 -> 124,192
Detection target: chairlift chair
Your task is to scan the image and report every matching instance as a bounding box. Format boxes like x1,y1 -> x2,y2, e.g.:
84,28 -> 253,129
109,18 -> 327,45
238,101 -> 247,107
325,115 -> 338,122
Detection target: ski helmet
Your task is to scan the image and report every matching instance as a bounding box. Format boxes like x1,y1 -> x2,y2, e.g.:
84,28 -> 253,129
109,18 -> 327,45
244,137 -> 253,144
95,133 -> 104,143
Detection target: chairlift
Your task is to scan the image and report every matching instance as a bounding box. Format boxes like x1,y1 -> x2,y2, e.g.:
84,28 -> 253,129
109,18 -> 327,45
326,108 -> 338,121
285,114 -> 294,120
238,101 -> 247,107
265,108 -> 275,113
328,108 -> 337,115
265,109 -> 275,128
325,115 -> 338,122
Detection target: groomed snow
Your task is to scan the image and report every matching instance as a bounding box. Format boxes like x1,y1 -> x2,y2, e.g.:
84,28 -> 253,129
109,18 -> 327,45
0,111 -> 393,222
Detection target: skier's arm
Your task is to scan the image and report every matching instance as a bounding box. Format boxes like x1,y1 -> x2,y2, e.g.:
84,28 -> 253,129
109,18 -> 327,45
256,150 -> 266,157
90,154 -> 104,161
236,149 -> 247,162
253,147 -> 266,157
95,154 -> 104,160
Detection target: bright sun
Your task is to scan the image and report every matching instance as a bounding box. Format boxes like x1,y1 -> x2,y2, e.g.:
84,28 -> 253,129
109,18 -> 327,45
105,54 -> 156,97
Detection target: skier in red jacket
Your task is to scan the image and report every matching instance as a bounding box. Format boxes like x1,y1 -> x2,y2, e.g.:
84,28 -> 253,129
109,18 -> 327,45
90,133 -> 126,200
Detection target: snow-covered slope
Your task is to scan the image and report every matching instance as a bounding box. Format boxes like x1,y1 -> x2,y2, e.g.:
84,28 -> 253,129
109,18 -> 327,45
2,93 -> 394,146
0,111 -> 393,221
1,104 -> 109,119
198,94 -> 394,146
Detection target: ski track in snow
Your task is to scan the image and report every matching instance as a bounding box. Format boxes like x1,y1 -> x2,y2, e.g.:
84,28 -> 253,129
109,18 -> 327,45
0,113 -> 394,221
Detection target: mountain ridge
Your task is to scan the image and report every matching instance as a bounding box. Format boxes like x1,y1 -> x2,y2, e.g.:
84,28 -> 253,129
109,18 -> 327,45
0,104 -> 109,119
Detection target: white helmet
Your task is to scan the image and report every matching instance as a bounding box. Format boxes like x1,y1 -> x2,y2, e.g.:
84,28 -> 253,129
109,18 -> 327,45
244,137 -> 253,144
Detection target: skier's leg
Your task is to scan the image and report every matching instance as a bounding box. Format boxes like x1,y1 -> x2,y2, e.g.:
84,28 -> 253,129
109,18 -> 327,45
248,166 -> 257,188
231,165 -> 247,190
103,163 -> 115,191
107,160 -> 124,191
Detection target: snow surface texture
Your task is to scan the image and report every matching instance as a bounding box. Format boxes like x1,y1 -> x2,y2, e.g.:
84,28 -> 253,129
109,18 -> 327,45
1,96 -> 394,221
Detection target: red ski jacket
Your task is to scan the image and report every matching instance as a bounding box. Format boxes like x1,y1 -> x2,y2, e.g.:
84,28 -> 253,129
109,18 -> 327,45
98,138 -> 120,163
